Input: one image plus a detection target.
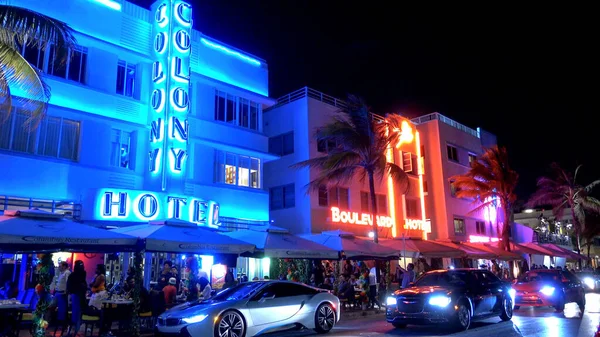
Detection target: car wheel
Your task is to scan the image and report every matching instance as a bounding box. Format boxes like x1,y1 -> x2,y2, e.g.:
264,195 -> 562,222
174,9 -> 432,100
454,302 -> 471,331
214,310 -> 246,337
392,322 -> 407,329
499,296 -> 513,321
314,303 -> 336,334
554,294 -> 565,313
577,294 -> 586,313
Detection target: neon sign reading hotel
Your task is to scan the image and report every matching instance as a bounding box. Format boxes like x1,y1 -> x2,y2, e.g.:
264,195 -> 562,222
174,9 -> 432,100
149,0 -> 192,191
330,207 -> 394,228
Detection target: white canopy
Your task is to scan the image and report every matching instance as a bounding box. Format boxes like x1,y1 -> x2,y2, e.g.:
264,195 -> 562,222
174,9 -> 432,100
0,210 -> 138,253
224,225 -> 339,259
110,219 -> 255,255
301,230 -> 398,259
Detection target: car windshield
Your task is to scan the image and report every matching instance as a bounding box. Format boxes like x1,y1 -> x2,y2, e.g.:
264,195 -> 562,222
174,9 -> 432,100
202,282 -> 264,302
414,271 -> 470,287
519,272 -> 560,283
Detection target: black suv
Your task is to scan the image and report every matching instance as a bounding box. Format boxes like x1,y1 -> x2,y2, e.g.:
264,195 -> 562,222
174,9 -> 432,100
386,269 -> 514,331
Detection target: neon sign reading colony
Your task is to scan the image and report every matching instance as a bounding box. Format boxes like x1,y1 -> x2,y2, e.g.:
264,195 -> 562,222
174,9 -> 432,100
149,1 -> 192,187
330,207 -> 394,228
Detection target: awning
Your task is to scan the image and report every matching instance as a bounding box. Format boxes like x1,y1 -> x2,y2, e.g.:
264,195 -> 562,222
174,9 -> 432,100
300,230 -> 398,259
0,210 -> 138,253
519,242 -> 558,256
463,242 -> 523,261
509,243 -> 548,256
111,219 -> 255,255
378,238 -> 464,258
541,244 -> 589,261
434,240 -> 497,259
224,225 -> 339,259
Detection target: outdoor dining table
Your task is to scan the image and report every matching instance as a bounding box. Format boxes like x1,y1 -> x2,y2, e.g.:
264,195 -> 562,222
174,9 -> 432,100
0,302 -> 28,337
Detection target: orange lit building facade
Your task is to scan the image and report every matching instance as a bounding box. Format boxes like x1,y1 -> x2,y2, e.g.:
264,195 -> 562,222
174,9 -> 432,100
411,113 -> 498,243
263,88 -> 427,240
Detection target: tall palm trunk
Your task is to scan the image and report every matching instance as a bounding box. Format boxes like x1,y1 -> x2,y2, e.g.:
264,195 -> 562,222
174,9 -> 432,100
368,170 -> 379,244
570,208 -> 583,269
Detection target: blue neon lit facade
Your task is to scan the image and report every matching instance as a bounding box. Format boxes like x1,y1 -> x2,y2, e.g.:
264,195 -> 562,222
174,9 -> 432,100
0,0 -> 275,228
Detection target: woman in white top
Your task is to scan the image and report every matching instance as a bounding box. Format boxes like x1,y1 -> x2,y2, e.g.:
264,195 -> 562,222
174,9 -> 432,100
198,277 -> 212,300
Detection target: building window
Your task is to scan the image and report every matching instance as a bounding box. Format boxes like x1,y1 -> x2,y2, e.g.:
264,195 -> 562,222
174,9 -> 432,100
420,145 -> 425,157
360,192 -> 387,214
214,90 -> 259,130
468,153 -> 477,165
402,152 -> 418,174
20,43 -> 87,84
116,60 -> 136,98
450,180 -> 460,197
377,194 -> 387,214
110,129 -> 131,169
406,198 -> 419,218
360,191 -> 369,212
454,218 -> 466,234
268,132 -> 294,156
317,139 -> 338,153
215,150 -> 260,188
270,184 -> 295,210
447,145 -> 458,162
318,186 -> 328,206
423,180 -> 428,193
48,45 -> 88,84
319,186 -> 348,208
0,108 -> 80,161
476,221 -> 486,235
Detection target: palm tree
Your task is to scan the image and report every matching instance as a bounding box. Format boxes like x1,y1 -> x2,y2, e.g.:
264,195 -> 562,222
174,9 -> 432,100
0,5 -> 76,126
582,212 -> 600,264
450,146 -> 519,251
293,95 -> 409,244
527,164 -> 600,266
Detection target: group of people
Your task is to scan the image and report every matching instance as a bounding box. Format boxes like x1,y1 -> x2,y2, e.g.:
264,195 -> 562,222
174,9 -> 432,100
155,258 -> 212,305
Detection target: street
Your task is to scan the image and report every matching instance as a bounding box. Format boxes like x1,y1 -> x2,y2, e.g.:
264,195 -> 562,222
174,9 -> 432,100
270,293 -> 600,337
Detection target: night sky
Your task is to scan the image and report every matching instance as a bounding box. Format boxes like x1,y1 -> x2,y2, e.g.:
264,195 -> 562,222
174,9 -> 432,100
132,0 -> 597,200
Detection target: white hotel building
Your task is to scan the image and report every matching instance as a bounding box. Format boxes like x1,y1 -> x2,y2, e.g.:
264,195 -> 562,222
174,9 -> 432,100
0,0 -> 276,276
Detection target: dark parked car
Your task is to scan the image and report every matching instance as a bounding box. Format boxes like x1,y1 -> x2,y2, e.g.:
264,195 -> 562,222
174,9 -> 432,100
386,269 -> 514,331
513,269 -> 586,313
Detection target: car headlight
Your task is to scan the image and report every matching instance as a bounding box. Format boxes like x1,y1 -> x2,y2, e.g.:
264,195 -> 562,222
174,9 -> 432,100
508,288 -> 516,301
584,278 -> 595,289
428,296 -> 451,307
182,314 -> 209,324
540,286 -> 555,296
386,296 -> 397,306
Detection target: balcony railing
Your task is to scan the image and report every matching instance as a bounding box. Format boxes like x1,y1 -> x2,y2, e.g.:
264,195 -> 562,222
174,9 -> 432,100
0,195 -> 82,220
411,112 -> 480,138
265,87 -> 386,122
533,232 -> 572,247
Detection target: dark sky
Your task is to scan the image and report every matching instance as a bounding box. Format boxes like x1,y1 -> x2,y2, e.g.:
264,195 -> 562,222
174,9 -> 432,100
132,0 -> 597,200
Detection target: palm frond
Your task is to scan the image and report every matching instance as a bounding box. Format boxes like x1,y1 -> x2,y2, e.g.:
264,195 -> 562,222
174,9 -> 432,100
304,166 -> 359,193
0,43 -> 49,126
0,5 -> 76,52
584,179 -> 600,194
385,162 -> 409,194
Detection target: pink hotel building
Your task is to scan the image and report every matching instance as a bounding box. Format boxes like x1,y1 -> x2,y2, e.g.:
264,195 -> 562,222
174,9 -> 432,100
264,87 -> 498,244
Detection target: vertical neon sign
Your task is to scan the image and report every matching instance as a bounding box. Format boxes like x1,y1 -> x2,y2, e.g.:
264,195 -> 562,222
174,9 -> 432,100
148,0 -> 192,193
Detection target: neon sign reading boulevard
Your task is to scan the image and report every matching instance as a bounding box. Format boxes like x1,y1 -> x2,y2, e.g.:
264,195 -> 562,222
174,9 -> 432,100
330,207 -> 394,228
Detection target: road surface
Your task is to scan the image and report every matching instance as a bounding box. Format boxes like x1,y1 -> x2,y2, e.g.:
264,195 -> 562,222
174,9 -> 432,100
271,293 -> 600,337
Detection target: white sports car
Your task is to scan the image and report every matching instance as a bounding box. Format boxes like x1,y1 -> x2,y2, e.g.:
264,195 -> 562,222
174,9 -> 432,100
156,280 -> 340,337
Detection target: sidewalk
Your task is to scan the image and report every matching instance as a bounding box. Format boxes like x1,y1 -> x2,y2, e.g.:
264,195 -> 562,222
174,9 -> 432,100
340,307 -> 385,321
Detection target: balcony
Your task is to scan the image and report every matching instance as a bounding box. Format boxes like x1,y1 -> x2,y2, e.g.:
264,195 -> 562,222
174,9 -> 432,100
533,232 -> 572,247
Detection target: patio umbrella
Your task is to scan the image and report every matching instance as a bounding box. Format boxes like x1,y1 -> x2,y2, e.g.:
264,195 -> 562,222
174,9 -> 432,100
110,219 -> 255,255
540,244 -> 588,261
0,209 -> 138,253
434,240 -> 497,259
463,242 -> 523,261
300,230 -> 398,259
378,238 -> 464,258
224,225 -> 339,259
